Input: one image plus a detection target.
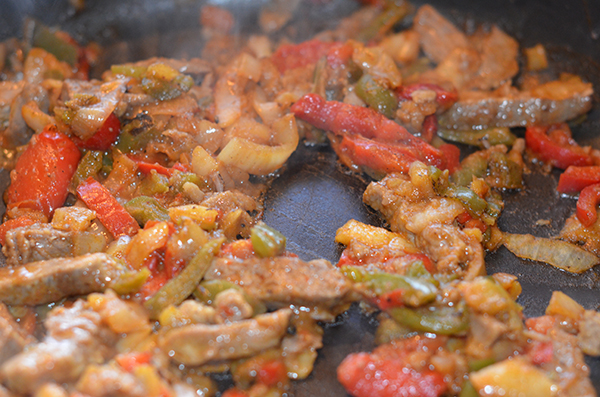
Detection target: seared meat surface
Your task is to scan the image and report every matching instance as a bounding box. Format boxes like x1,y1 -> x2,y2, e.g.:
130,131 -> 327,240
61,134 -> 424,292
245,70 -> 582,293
2,224 -> 74,266
0,253 -> 125,305
205,256 -> 351,309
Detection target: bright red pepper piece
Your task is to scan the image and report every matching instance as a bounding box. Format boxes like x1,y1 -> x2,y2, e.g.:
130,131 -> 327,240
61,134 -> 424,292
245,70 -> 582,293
6,126 -> 81,218
576,182 -> 600,227
292,94 -> 446,171
71,112 -> 121,151
525,124 -> 592,170
76,177 -> 140,238
528,341 -> 554,365
557,166 -> 600,194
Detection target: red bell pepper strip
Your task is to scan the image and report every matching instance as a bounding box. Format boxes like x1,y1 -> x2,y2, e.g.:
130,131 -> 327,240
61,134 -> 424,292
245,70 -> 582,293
71,112 -> 121,151
292,93 -> 446,170
337,352 -> 447,397
396,83 -> 458,111
528,341 -> 554,365
130,157 -> 190,177
525,124 -> 593,170
333,133 -> 423,174
6,126 -> 81,218
438,143 -> 461,174
557,166 -> 600,194
576,183 -> 600,227
271,39 -> 339,74
76,177 -> 140,237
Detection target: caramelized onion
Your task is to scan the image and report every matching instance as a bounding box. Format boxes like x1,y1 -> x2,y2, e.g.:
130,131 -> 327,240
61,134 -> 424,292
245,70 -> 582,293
503,233 -> 599,273
217,114 -> 299,175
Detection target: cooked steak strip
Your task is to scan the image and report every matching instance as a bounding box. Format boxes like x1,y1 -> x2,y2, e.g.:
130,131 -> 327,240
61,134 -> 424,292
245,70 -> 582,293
438,80 -> 593,130
0,303 -> 35,366
205,256 -> 351,309
0,301 -> 116,395
0,253 -> 125,306
159,308 -> 292,365
2,224 -> 74,266
413,5 -> 469,64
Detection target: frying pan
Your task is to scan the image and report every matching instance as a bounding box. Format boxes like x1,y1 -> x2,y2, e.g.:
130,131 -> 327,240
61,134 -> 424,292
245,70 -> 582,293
1,0 -> 600,395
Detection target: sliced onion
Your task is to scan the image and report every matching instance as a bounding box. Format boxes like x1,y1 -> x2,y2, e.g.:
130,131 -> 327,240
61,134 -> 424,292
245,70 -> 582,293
192,145 -> 219,178
70,78 -> 127,139
503,233 -> 599,273
217,114 -> 298,175
21,100 -> 55,133
214,53 -> 261,128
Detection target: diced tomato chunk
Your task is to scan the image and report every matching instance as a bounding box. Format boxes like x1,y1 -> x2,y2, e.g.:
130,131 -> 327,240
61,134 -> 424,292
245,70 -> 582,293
71,112 -> 121,151
338,352 -> 447,397
576,183 -> 600,227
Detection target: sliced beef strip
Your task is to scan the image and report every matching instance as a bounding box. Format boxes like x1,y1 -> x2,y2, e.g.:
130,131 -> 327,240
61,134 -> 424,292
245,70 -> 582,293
0,303 -> 35,366
205,256 -> 351,309
159,308 -> 291,366
438,81 -> 593,130
413,5 -> 470,64
0,301 -> 116,395
0,253 -> 125,306
2,224 -> 74,267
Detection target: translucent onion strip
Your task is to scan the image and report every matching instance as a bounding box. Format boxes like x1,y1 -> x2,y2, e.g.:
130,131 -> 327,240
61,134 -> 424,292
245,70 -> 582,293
503,232 -> 599,273
217,114 -> 299,176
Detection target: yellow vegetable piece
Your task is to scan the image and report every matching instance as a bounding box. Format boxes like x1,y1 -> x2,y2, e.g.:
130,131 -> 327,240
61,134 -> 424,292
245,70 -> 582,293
335,219 -> 418,252
545,291 -> 585,321
470,358 -> 557,397
51,206 -> 96,232
126,222 -> 170,269
168,205 -> 218,230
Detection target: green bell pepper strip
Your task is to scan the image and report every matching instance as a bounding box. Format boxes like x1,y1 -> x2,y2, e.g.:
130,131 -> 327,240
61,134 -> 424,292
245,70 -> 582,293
387,301 -> 470,335
251,222 -> 287,258
451,151 -> 489,187
194,279 -> 267,315
144,238 -> 224,319
358,1 -> 411,42
124,196 -> 170,226
32,24 -> 79,65
355,74 -> 398,119
487,151 -> 523,189
341,266 -> 438,307
438,127 -> 516,148
72,150 -> 103,187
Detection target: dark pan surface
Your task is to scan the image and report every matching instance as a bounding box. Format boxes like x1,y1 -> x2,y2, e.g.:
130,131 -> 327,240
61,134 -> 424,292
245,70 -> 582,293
1,0 -> 600,395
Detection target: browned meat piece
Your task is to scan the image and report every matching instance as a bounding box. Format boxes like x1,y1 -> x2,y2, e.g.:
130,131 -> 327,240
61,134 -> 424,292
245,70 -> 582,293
418,224 -> 485,280
413,5 -> 469,64
205,256 -> 351,309
558,213 -> 600,257
4,83 -> 48,147
438,78 -> 593,130
0,303 -> 35,365
200,190 -> 259,215
579,310 -> 600,356
201,190 -> 261,237
2,224 -> 74,266
0,301 -> 116,395
542,328 -> 596,397
75,364 -> 146,397
363,173 -> 485,279
469,26 -> 519,91
159,308 -> 291,365
0,253 -> 125,306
